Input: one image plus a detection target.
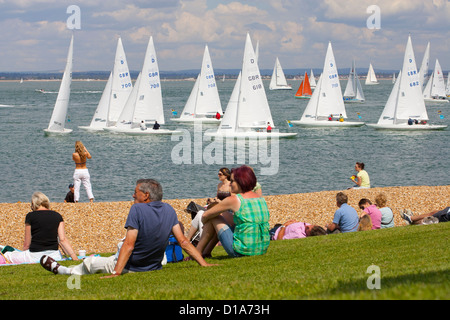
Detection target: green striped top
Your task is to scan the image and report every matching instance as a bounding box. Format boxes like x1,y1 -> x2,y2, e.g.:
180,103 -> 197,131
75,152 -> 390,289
233,194 -> 270,256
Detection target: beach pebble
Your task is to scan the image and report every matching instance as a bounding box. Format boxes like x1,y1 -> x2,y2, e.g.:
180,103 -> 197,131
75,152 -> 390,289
0,186 -> 448,253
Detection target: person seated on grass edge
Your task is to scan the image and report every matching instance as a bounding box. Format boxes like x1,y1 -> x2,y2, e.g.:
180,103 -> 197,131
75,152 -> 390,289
271,220 -> 326,240
2,192 -> 79,265
40,179 -> 217,277
358,198 -> 381,230
400,206 -> 450,225
325,192 -> 359,234
195,165 -> 270,258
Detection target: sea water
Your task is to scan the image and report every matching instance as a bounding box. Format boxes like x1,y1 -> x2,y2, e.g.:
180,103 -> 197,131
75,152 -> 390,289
0,79 -> 448,203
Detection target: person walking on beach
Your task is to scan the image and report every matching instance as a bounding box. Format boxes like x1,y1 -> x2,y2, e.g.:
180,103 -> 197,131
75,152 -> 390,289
40,179 -> 216,276
72,141 -> 94,203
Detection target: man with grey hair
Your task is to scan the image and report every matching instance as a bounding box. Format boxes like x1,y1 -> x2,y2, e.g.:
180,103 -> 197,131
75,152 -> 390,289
41,179 -> 215,276
325,192 -> 359,234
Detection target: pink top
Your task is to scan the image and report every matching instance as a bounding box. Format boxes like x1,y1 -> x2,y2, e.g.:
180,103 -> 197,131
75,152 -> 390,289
363,205 -> 382,229
274,222 -> 311,240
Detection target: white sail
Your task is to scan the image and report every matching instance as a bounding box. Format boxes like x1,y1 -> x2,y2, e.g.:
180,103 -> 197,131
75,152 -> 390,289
309,69 -> 317,88
365,63 -> 379,85
174,45 -> 222,122
238,33 -> 274,128
45,35 -> 73,134
301,42 -> 346,120
418,42 -> 430,91
430,59 -> 446,98
377,71 -> 401,124
446,72 -> 450,97
116,36 -> 165,128
205,34 -> 296,138
84,72 -> 112,129
392,72 -> 396,83
217,72 -> 241,133
269,57 -> 291,90
194,45 -> 222,116
180,75 -> 200,119
394,35 -> 428,122
107,37 -> 133,126
423,73 -> 433,100
343,60 -> 365,102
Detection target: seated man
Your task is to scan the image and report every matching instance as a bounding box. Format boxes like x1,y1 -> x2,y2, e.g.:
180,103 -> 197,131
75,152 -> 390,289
41,179 -> 215,277
272,220 -> 326,240
401,206 -> 450,225
326,192 -> 359,233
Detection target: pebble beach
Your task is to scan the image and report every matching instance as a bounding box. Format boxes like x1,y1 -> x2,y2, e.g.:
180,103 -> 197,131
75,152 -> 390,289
1,185 -> 448,254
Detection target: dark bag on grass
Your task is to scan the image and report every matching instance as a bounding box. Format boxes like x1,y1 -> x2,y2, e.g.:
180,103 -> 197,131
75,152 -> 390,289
186,201 -> 205,219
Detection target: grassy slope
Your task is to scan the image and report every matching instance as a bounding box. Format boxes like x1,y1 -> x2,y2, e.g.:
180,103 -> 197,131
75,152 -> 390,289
1,223 -> 449,300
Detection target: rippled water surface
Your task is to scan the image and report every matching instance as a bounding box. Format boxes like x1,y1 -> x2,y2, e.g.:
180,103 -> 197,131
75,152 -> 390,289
0,79 -> 448,203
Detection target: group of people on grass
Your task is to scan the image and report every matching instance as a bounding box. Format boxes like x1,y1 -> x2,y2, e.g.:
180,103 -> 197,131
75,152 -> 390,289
1,163 -> 448,280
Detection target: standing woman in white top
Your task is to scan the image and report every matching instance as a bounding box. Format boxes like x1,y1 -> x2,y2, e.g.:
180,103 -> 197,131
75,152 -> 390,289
72,141 -> 94,202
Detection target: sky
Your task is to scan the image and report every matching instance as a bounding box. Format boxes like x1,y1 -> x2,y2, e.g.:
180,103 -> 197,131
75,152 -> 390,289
0,0 -> 449,73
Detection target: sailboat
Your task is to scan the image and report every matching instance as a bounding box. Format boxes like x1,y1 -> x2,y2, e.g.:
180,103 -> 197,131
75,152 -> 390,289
366,36 -> 447,131
79,73 -> 112,131
79,37 -> 133,131
44,35 -> 74,135
170,45 -> 223,124
205,34 -> 296,139
423,59 -> 449,103
365,63 -> 379,85
290,42 -> 364,128
392,72 -> 396,84
309,69 -> 317,88
294,72 -> 312,99
104,36 -> 182,135
446,72 -> 450,98
343,60 -> 365,103
418,42 -> 430,91
269,57 -> 292,90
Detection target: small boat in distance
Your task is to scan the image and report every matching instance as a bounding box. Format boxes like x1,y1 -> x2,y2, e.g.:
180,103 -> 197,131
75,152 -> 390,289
294,71 -> 312,99
423,59 -> 449,103
309,69 -> 317,88
269,57 -> 292,90
44,35 -> 74,136
343,60 -> 365,103
365,63 -> 379,85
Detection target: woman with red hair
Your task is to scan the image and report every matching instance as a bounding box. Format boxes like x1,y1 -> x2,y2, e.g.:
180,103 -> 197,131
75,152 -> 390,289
196,165 -> 270,257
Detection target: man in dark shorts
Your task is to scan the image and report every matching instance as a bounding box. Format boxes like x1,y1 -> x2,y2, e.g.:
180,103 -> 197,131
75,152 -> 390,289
401,207 -> 450,225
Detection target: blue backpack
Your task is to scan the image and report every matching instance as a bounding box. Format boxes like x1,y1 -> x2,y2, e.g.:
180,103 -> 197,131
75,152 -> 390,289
165,235 -> 183,263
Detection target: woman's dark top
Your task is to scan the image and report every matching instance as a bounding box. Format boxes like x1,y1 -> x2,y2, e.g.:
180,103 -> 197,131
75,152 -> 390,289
25,210 -> 63,252
217,191 -> 232,201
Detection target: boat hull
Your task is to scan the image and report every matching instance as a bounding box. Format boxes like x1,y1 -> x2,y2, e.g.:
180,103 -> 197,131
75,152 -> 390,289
290,120 -> 365,128
78,126 -> 106,132
204,131 -> 297,139
103,127 -> 183,135
424,98 -> 449,103
295,96 -> 311,99
43,128 -> 73,136
269,86 -> 292,90
366,123 -> 447,131
170,118 -> 221,124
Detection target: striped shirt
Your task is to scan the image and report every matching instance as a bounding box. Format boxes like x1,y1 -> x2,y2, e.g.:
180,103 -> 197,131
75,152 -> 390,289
232,194 -> 270,256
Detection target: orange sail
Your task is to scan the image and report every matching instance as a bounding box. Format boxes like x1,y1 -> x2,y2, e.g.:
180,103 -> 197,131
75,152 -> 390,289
295,71 -> 312,98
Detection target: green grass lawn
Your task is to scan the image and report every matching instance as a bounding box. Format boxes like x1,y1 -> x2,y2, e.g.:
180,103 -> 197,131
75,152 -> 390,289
1,223 -> 449,300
